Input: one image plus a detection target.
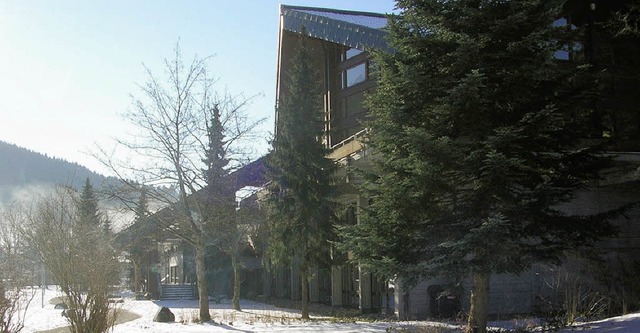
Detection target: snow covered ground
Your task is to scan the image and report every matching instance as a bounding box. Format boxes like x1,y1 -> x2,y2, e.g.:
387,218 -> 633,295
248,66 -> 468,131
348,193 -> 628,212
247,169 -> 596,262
18,286 -> 640,332
20,287 -> 454,333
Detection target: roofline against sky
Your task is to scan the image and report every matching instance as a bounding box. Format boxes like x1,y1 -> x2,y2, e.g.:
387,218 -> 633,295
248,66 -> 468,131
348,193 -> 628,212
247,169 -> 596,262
279,4 -> 389,19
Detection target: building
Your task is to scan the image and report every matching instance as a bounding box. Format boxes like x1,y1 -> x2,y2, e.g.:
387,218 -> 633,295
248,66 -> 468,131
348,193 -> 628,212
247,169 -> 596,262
118,2 -> 638,320
274,3 -> 640,320
117,157 -> 268,300
273,5 -> 391,313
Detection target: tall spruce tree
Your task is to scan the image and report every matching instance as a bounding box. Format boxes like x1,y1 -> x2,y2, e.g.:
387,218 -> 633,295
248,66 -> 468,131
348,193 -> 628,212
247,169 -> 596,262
77,177 -> 101,228
340,1 -> 617,332
202,106 -> 229,191
201,105 -> 241,310
134,187 -> 149,223
129,187 -> 149,295
266,31 -> 337,319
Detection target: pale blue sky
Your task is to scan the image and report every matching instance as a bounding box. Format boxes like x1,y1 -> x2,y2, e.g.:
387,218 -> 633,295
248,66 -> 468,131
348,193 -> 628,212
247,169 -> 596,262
0,1 -> 395,175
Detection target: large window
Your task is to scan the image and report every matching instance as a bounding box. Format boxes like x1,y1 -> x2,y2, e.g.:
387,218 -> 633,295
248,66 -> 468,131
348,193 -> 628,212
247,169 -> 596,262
344,63 -> 367,88
340,47 -> 373,89
334,47 -> 375,144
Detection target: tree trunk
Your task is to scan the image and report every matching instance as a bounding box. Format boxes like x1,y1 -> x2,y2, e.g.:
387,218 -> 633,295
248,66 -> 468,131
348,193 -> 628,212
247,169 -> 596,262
231,252 -> 241,311
300,264 -> 310,319
132,258 -> 141,294
195,242 -> 211,322
467,270 -> 490,333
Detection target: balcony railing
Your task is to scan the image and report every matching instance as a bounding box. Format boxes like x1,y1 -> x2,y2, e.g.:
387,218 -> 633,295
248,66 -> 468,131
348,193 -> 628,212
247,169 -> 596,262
329,129 -> 368,163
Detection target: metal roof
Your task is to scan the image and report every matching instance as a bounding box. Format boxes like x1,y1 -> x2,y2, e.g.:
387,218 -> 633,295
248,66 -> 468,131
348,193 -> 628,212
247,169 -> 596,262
294,8 -> 388,30
280,5 -> 390,51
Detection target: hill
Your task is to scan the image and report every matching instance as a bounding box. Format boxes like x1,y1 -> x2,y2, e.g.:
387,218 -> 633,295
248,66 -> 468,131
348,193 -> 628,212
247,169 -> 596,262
0,140 -> 111,204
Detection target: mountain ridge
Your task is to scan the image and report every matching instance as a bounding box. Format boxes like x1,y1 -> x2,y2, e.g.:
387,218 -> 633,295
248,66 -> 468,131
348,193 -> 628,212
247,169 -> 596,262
0,140 -> 112,204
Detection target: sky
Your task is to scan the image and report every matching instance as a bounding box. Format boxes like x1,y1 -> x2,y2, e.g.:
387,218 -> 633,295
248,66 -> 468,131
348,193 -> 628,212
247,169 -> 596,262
0,0 -> 396,176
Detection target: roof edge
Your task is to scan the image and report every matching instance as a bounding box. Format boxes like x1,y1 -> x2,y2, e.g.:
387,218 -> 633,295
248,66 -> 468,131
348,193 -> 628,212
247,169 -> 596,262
280,4 -> 388,19
280,4 -> 390,51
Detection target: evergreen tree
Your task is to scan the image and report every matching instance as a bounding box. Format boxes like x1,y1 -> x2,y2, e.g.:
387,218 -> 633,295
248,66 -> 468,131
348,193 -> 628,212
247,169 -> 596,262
129,187 -> 149,294
595,1 -> 640,150
340,1 -> 617,332
102,215 -> 113,236
77,177 -> 101,228
266,31 -> 337,319
202,105 -> 230,196
134,186 -> 149,223
200,105 -> 241,310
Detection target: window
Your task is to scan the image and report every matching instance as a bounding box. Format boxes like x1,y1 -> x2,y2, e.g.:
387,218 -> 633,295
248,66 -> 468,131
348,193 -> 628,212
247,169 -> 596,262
341,48 -> 364,62
344,63 -> 367,88
552,17 -> 582,61
553,17 -> 570,27
339,47 -> 372,89
344,91 -> 366,118
554,44 -> 583,61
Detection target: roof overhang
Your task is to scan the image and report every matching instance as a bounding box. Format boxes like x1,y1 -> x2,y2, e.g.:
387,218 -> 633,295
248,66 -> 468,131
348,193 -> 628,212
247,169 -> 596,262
279,5 -> 390,51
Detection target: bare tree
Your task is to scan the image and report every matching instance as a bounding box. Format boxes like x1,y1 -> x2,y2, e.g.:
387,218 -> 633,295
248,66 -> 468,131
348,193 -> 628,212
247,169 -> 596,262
95,42 -> 265,321
21,187 -> 121,333
0,204 -> 36,333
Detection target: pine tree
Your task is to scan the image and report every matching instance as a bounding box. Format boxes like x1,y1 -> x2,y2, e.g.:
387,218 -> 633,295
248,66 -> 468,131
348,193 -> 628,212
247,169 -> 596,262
77,177 -> 101,228
340,1 -> 617,332
102,215 -> 112,235
200,105 -> 241,310
135,186 -> 149,223
202,105 -> 230,198
129,187 -> 149,295
266,31 -> 337,319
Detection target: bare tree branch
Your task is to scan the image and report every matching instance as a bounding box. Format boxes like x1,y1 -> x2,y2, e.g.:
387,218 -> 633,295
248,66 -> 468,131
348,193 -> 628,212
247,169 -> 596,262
90,41 -> 266,322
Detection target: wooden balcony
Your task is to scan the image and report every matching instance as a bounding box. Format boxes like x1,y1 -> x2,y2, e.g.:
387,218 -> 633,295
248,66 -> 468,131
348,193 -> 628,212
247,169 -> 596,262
329,129 -> 368,164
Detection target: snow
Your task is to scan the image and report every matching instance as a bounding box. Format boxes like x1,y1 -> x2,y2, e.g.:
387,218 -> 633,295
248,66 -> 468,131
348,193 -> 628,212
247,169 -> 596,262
562,313 -> 640,333
20,286 -> 441,333
18,286 -> 640,333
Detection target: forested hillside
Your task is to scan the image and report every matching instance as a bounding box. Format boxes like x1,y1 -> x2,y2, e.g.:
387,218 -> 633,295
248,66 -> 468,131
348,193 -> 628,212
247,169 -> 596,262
0,140 -> 111,203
